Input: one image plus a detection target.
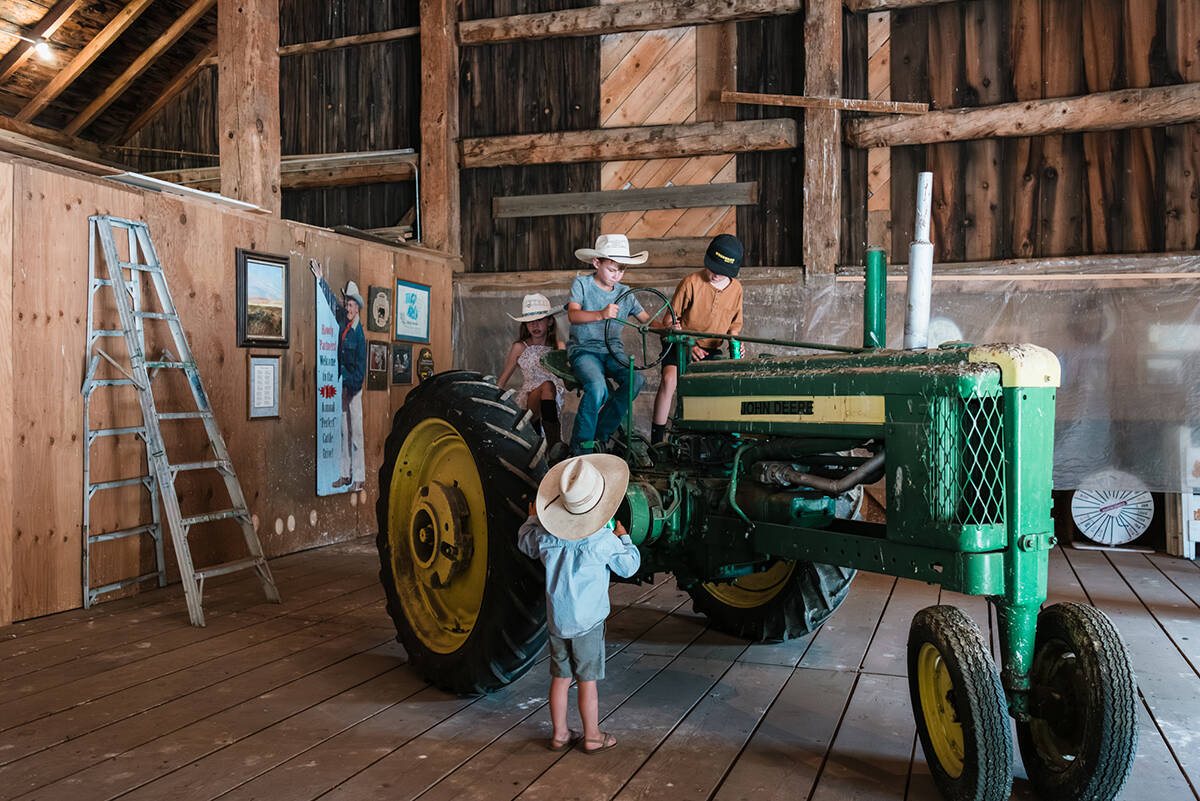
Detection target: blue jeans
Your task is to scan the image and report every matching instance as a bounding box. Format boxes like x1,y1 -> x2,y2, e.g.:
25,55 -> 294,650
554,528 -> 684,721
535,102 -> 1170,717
569,350 -> 645,454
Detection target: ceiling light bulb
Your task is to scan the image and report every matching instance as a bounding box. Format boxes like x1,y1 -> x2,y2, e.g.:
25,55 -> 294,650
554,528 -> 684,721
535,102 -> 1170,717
33,40 -> 51,61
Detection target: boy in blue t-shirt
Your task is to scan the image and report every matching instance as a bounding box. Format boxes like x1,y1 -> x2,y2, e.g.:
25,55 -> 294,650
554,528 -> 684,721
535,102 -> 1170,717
566,235 -> 652,455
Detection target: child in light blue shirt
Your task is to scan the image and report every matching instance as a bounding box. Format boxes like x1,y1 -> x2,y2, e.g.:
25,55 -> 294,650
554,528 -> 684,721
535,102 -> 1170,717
518,454 -> 640,753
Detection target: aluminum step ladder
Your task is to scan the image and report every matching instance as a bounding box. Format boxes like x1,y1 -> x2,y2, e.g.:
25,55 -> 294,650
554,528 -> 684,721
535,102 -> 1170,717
82,215 -> 280,626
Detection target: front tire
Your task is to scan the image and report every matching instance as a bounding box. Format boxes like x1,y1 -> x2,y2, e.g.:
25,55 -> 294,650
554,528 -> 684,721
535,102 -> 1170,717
908,605 -> 1013,801
1016,602 -> 1137,801
376,371 -> 548,694
686,560 -> 855,640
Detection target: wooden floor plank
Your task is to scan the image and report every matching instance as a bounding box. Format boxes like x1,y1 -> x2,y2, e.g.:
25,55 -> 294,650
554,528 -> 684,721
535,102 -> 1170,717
0,622 -> 392,797
800,571 -> 895,671
713,667 -> 856,800
1063,548 -> 1200,791
1109,551 -> 1200,675
613,661 -> 793,801
811,673 -> 913,801
1148,552 -> 1200,608
30,637 -> 406,801
862,578 -> 938,677
0,575 -> 382,716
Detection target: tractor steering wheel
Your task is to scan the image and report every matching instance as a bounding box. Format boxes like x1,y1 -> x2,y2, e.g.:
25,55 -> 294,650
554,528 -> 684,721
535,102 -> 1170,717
604,287 -> 678,371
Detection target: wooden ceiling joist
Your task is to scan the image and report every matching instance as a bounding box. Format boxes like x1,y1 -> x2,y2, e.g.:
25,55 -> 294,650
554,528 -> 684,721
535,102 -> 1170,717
0,0 -> 84,84
16,0 -> 159,124
277,26 -> 420,57
145,150 -> 418,191
118,38 -> 215,144
459,0 -> 802,45
460,119 -> 798,168
846,82 -> 1200,148
65,0 -> 215,136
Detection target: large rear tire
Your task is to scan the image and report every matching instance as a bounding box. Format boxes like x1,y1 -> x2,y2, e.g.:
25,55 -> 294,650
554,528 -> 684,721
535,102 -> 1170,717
375,371 -> 548,694
686,560 -> 855,640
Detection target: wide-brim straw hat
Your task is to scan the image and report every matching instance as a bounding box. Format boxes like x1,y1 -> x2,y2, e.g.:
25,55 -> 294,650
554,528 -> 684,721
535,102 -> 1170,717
507,292 -> 561,323
535,454 -> 630,540
574,234 -> 648,266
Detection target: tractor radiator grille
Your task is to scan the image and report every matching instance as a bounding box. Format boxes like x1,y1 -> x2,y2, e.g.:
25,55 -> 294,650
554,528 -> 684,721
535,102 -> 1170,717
922,387 -> 1006,527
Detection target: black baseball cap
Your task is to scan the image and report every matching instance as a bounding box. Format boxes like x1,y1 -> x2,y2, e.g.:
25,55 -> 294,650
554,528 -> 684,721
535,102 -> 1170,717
704,234 -> 743,277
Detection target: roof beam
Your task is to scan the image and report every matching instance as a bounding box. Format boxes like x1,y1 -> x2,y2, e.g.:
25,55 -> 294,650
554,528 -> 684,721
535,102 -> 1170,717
460,118 -> 798,167
0,0 -> 84,84
0,112 -> 124,162
65,0 -> 214,136
116,38 -> 215,143
459,0 -> 802,45
845,83 -> 1200,148
16,0 -> 158,123
144,150 -> 418,191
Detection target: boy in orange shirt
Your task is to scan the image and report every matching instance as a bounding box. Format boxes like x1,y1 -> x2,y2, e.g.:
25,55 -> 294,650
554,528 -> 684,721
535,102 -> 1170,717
651,234 -> 744,445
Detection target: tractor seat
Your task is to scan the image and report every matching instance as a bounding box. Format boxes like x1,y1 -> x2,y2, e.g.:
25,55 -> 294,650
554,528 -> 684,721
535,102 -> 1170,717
540,348 -> 582,392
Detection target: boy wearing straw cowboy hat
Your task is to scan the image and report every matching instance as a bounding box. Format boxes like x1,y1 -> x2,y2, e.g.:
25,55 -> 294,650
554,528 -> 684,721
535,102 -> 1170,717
518,454 -> 641,753
566,234 -> 653,455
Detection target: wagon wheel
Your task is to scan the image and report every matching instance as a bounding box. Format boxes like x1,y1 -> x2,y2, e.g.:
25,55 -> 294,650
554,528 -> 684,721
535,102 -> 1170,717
908,605 -> 1013,801
604,286 -> 677,371
1016,602 -> 1137,801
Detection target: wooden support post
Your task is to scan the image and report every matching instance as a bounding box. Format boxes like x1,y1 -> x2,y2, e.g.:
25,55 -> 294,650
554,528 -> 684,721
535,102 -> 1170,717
0,161 -> 11,626
803,0 -> 842,275
420,0 -> 460,254
218,0 -> 280,213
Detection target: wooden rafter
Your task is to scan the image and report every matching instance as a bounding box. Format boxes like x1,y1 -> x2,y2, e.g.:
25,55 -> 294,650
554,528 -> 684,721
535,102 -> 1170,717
845,83 -> 1200,148
65,0 -> 215,136
459,0 -> 802,44
460,119 -> 798,168
117,38 -> 215,143
0,113 -> 125,164
0,0 -> 84,84
16,0 -> 159,123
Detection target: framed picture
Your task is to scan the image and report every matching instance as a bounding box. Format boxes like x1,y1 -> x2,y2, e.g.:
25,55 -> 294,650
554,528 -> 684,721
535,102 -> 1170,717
367,285 -> 392,333
248,353 -> 281,419
394,279 -> 430,343
236,249 -> 290,348
417,347 -> 435,383
391,344 -> 412,384
367,341 -> 389,390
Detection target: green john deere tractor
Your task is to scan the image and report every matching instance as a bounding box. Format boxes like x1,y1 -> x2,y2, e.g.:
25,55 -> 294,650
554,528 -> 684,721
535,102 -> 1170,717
374,251 -> 1137,801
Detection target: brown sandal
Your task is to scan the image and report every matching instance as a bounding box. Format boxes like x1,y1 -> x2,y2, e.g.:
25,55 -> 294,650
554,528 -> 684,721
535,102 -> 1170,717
547,729 -> 581,751
580,732 -> 617,754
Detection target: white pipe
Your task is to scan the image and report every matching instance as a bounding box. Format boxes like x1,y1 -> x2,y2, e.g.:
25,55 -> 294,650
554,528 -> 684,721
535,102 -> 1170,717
904,172 -> 934,349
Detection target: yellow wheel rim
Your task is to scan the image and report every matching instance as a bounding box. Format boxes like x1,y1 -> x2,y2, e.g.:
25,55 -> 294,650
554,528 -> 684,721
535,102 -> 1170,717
917,642 -> 966,778
702,561 -> 796,609
387,418 -> 488,654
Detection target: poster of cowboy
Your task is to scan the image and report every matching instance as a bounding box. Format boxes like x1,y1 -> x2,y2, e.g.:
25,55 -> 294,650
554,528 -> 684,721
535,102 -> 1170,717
310,258 -> 367,496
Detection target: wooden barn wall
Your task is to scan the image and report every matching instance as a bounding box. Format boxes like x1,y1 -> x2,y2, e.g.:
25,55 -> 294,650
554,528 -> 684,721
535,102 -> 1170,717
0,155 -> 455,625
735,13 -> 805,268
124,0 -> 420,231
842,10 -> 869,267
459,0 -> 600,272
888,0 -> 1200,263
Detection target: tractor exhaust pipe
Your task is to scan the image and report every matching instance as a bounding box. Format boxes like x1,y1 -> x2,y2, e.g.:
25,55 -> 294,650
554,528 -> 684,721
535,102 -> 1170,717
903,172 -> 934,349
752,451 -> 886,495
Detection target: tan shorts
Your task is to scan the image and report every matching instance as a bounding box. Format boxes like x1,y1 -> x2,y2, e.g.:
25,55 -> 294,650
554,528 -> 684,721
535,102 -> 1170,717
548,622 -> 605,681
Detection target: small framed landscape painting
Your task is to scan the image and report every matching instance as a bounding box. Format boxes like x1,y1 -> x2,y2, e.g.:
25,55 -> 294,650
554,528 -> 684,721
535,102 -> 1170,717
236,249 -> 290,348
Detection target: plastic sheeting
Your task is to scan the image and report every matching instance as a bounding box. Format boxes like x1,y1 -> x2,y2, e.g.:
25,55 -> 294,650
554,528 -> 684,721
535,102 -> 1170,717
453,257 -> 1200,492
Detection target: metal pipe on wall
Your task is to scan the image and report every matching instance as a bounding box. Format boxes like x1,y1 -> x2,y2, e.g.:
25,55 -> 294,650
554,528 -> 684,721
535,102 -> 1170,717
903,172 -> 934,349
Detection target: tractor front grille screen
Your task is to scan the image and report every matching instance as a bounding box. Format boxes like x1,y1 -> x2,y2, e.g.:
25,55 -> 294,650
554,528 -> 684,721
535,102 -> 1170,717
923,387 -> 1006,527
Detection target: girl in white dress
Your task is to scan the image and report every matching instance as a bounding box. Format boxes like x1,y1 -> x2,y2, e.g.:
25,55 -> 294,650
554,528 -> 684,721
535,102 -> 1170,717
497,294 -> 567,458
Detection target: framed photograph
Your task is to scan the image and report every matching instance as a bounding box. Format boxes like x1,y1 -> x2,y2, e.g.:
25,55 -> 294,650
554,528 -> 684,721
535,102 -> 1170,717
394,279 -> 430,343
416,347 -> 435,383
368,341 -> 389,390
248,353 -> 281,419
391,343 -> 412,384
236,249 -> 290,348
367,285 -> 392,333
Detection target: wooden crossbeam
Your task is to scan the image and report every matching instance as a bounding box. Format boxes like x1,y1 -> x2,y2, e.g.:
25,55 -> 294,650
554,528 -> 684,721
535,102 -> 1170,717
117,39 -> 215,144
145,150 -> 418,191
0,113 -> 124,163
493,182 -> 758,218
16,0 -> 159,123
459,0 -> 802,45
0,0 -> 84,84
845,0 -> 957,11
278,26 -> 420,56
65,0 -> 215,136
628,237 -> 710,267
845,83 -> 1200,148
461,119 -> 797,168
721,90 -> 927,115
